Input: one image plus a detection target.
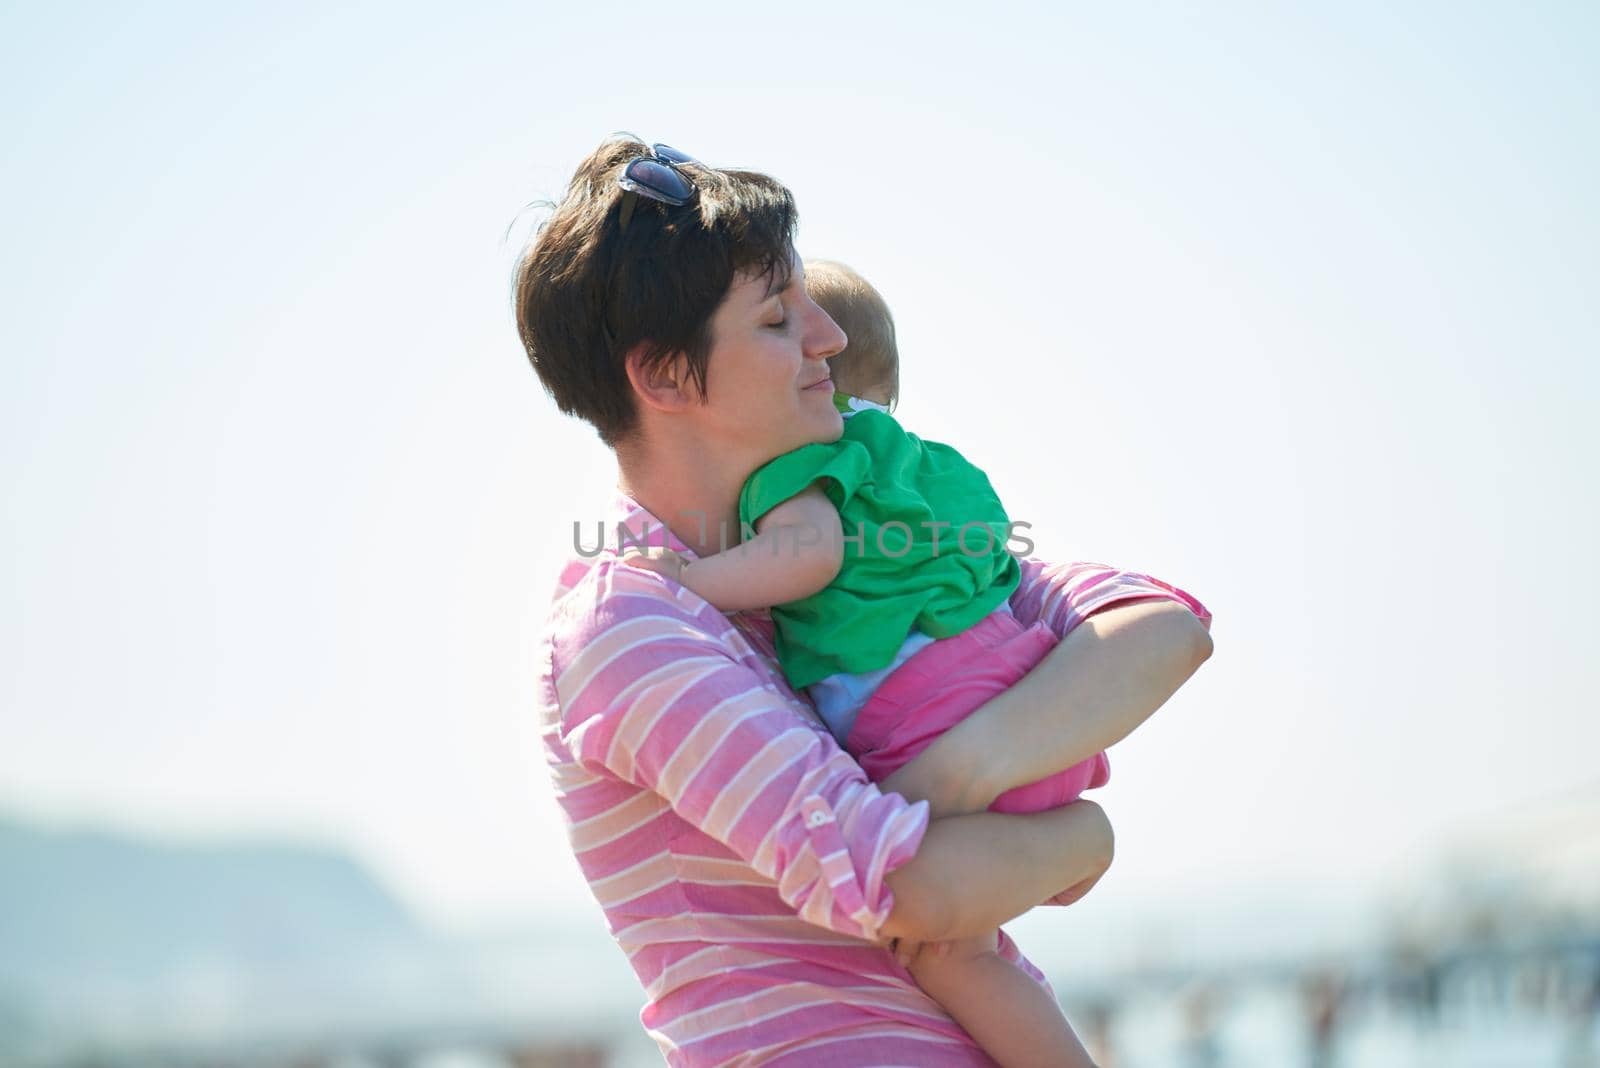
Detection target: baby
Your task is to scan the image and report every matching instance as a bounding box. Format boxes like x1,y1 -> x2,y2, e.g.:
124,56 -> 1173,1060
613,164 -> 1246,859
625,261 -> 1110,1068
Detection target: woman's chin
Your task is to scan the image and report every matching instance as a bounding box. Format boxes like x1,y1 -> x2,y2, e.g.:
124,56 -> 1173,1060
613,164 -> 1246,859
814,412 -> 845,443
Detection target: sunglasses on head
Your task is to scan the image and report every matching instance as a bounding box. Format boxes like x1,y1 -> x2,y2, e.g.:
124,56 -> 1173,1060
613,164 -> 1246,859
616,143 -> 700,230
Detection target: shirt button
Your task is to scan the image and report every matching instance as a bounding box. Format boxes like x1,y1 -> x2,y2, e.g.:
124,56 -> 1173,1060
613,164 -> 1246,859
807,811 -> 828,828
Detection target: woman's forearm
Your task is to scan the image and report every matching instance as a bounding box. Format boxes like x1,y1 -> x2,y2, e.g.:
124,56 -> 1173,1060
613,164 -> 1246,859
880,799 -> 1113,943
882,600 -> 1213,819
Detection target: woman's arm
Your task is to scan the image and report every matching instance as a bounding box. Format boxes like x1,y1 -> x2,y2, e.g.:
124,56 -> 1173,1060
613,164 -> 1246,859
883,598 -> 1214,819
567,556 -> 1122,950
879,798 -> 1114,943
879,593 -> 1208,945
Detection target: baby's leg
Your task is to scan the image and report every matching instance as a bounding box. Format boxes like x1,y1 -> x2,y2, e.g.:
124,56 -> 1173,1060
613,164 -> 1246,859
908,930 -> 1097,1068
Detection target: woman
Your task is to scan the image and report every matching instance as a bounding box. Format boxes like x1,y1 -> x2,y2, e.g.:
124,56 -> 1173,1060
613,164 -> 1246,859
516,136 -> 1213,1066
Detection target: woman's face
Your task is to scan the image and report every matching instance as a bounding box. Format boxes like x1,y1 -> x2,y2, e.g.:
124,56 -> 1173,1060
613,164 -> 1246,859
699,252 -> 848,467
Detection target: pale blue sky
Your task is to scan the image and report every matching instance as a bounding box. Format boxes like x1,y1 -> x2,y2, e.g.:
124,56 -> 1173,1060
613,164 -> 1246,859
3,2 -> 1597,936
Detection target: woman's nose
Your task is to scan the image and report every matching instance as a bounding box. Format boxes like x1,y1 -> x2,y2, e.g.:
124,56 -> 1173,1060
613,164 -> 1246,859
806,303 -> 847,361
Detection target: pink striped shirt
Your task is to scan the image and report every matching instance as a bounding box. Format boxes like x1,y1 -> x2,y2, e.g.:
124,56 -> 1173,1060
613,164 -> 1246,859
539,490 -> 1212,1066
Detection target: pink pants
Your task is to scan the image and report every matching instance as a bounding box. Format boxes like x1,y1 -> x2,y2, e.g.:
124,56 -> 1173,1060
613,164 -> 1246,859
845,609 -> 1109,814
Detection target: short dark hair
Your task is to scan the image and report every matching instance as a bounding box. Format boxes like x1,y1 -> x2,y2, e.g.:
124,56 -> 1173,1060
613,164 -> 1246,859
513,135 -> 799,449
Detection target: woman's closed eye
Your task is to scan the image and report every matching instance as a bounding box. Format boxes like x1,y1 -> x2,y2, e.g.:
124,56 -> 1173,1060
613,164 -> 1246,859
763,295 -> 787,330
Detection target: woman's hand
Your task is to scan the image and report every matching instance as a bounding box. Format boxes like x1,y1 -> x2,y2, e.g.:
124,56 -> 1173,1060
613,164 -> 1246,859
879,799 -> 1116,963
1040,863 -> 1110,907
1041,808 -> 1114,906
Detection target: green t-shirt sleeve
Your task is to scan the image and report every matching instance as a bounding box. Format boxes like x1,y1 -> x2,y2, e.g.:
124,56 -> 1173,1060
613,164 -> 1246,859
739,439 -> 874,527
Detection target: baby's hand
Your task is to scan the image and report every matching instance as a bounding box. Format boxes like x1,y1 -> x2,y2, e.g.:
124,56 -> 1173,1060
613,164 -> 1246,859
885,937 -> 954,970
618,546 -> 688,584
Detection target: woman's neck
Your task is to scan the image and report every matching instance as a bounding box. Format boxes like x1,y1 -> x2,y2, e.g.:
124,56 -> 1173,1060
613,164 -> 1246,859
615,449 -> 750,559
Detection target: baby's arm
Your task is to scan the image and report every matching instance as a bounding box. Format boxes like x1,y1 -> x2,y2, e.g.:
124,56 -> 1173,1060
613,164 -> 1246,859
632,484 -> 845,613
909,931 -> 1096,1068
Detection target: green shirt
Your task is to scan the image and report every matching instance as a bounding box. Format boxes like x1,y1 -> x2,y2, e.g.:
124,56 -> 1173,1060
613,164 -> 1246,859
736,391 -> 1021,691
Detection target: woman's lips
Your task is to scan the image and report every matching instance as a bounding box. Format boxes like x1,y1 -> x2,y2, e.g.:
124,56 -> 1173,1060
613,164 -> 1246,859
804,378 -> 834,392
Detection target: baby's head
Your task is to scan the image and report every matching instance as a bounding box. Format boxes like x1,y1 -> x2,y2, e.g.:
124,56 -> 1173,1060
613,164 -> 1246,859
805,260 -> 898,411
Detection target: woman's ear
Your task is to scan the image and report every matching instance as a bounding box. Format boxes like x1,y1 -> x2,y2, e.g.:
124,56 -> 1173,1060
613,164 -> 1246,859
624,344 -> 698,413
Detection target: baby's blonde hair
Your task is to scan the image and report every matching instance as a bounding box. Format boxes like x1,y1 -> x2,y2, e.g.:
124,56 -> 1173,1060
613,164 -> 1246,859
805,260 -> 898,410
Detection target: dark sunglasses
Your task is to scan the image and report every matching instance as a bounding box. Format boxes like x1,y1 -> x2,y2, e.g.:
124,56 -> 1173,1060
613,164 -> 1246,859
616,144 -> 700,230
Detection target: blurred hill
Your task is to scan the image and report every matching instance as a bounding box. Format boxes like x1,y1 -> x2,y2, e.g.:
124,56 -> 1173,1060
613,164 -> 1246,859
0,813 -> 425,982
0,812 -> 441,1056
0,810 -> 641,1064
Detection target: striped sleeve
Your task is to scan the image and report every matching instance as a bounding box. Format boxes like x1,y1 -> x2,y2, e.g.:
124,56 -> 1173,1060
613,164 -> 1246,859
1009,558 -> 1212,639
551,559 -> 930,943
